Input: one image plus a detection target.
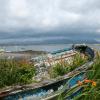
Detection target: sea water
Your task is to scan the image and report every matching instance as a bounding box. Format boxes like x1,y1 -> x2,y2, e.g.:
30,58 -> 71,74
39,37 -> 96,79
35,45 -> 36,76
0,44 -> 99,52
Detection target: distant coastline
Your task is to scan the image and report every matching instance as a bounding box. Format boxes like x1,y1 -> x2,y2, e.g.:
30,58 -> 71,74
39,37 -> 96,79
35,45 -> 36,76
0,44 -> 100,53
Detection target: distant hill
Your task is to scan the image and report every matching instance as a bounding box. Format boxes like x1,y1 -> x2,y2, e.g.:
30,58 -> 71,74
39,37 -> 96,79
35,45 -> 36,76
0,39 -> 99,46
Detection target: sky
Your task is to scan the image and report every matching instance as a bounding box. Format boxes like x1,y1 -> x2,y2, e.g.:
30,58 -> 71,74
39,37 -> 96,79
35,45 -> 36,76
0,0 -> 100,44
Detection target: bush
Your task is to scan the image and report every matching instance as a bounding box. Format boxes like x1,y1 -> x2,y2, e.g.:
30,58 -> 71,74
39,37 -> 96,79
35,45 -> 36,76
0,59 -> 36,88
74,53 -> 100,100
72,53 -> 87,68
58,52 -> 100,100
49,53 -> 88,78
49,63 -> 69,78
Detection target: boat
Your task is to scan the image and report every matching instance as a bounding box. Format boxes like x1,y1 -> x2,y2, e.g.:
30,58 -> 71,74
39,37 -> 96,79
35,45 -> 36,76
0,44 -> 95,100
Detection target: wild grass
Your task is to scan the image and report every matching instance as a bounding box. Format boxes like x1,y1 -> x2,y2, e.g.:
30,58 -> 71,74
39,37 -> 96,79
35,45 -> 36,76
58,51 -> 100,100
73,51 -> 100,100
49,53 -> 88,78
0,59 -> 36,88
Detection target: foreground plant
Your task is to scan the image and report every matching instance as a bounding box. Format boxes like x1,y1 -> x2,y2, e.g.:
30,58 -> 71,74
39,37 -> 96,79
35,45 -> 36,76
58,51 -> 100,100
49,63 -> 69,78
49,53 -> 88,78
74,52 -> 100,100
0,59 -> 36,88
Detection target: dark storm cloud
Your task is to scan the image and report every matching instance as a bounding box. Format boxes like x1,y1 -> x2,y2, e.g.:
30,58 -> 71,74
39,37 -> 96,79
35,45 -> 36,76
0,0 -> 100,43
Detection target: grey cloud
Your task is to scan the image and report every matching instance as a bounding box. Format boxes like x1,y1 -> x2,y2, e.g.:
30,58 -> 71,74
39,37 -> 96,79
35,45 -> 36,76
60,0 -> 100,13
0,0 -> 99,43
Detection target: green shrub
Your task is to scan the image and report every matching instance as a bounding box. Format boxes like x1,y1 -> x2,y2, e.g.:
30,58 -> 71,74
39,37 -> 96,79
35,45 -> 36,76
49,53 -> 87,78
0,59 -> 36,88
49,63 -> 69,78
58,52 -> 100,100
72,53 -> 87,68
